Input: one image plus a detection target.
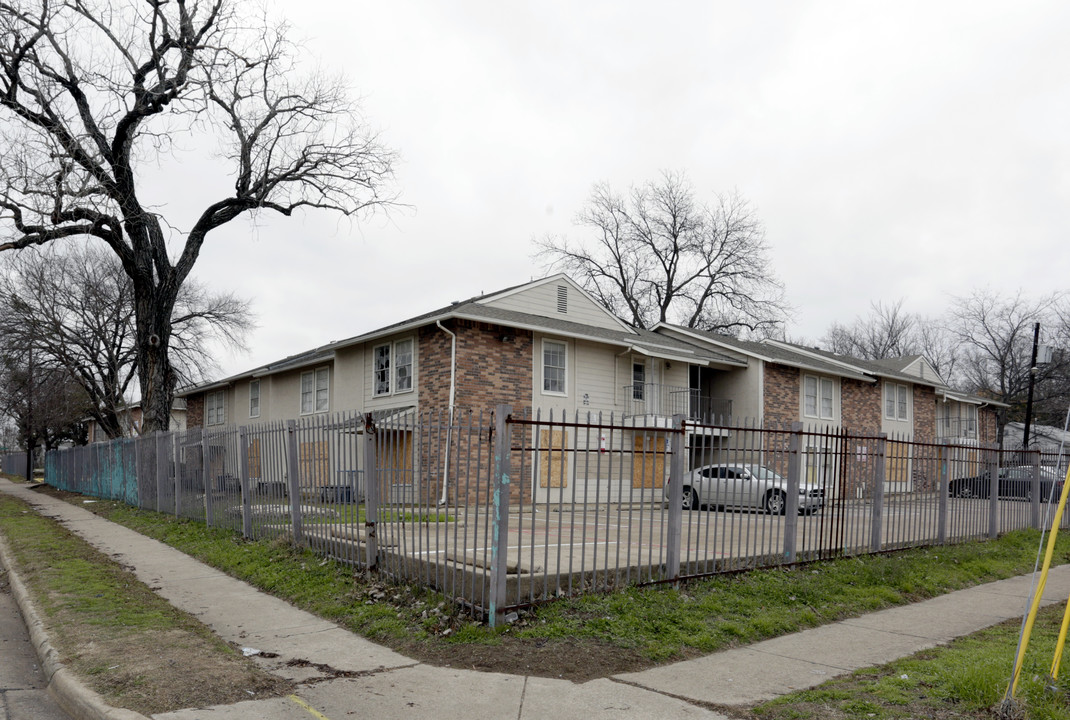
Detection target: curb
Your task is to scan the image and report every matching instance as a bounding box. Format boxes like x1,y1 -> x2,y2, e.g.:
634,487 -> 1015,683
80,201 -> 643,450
0,532 -> 150,720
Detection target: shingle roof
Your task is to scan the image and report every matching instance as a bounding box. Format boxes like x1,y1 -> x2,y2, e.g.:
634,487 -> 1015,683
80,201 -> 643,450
661,327 -> 875,382
177,278 -> 746,396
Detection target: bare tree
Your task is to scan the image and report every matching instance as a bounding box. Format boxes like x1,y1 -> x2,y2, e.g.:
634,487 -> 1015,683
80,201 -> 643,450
823,300 -> 918,359
0,243 -> 252,438
821,299 -> 957,381
0,1 -> 395,432
538,171 -> 790,333
0,343 -> 90,478
947,289 -> 1070,441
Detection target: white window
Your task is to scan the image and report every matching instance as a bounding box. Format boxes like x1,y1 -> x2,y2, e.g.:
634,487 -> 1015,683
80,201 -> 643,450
396,339 -> 413,393
543,340 -> 567,395
803,375 -> 834,420
374,344 -> 391,396
301,367 -> 329,414
885,382 -> 910,421
374,339 -> 414,397
632,361 -> 646,400
967,404 -> 978,437
206,390 -> 225,426
249,380 -> 260,418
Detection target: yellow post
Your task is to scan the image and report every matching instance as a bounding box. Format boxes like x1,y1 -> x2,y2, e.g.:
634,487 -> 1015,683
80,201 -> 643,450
1049,466 -> 1070,680
1008,466 -> 1070,697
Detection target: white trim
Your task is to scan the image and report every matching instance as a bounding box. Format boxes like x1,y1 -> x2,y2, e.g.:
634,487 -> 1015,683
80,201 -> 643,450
541,338 -> 568,396
476,274 -> 636,333
205,390 -> 225,426
655,324 -> 872,382
248,379 -> 260,419
372,337 -> 416,398
884,381 -> 910,422
300,366 -> 330,415
802,374 -> 835,420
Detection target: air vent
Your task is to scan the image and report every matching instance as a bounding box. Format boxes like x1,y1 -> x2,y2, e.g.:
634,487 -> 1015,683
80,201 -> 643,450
556,285 -> 568,314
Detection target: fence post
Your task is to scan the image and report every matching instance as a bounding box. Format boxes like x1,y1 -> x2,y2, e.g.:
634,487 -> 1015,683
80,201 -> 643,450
363,414 -> 379,572
870,434 -> 887,553
285,420 -> 305,547
202,431 -> 213,527
937,439 -> 948,545
1032,450 -> 1042,530
239,427 -> 253,539
784,422 -> 803,563
665,415 -> 685,583
489,405 -> 513,628
154,432 -> 165,513
173,432 -> 181,517
987,447 -> 1000,538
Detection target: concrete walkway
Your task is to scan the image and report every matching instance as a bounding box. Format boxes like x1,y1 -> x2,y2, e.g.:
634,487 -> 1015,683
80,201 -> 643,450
2,478 -> 1070,720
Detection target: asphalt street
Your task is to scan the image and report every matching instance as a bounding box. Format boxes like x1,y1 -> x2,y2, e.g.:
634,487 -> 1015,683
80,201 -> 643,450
0,573 -> 70,720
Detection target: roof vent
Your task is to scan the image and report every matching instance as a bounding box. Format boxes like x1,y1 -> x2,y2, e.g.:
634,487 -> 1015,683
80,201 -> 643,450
556,285 -> 568,314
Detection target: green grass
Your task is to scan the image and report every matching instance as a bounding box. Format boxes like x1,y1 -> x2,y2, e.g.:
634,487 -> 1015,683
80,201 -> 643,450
0,494 -> 197,631
76,495 -> 1070,663
754,604 -> 1070,719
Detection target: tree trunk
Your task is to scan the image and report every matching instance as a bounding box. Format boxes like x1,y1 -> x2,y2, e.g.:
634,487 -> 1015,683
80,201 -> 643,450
135,285 -> 178,434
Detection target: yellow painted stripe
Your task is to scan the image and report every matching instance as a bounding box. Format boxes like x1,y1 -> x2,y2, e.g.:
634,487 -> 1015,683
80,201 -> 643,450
288,694 -> 332,720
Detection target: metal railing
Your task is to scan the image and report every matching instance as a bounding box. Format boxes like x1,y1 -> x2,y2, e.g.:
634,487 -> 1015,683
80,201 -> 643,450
41,409 -> 1070,626
935,416 -> 978,440
622,384 -> 731,420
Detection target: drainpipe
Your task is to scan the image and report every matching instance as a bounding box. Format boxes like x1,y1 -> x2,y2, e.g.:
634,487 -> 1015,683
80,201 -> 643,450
436,320 -> 457,506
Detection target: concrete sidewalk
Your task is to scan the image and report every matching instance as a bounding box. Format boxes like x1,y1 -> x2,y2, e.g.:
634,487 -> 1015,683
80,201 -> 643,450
3,478 -> 1070,720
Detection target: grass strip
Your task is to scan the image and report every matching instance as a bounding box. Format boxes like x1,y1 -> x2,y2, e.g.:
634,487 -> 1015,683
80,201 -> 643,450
74,495 -> 1070,665
0,493 -> 290,715
749,603 -> 1070,720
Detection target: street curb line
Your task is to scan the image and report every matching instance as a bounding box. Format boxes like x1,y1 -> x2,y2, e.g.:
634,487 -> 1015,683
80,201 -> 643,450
0,531 -> 150,720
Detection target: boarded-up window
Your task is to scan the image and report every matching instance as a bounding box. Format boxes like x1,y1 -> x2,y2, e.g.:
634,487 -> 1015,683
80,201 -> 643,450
379,431 -> 413,485
885,443 -> 910,486
632,434 -> 666,489
299,441 -> 329,488
247,438 -> 261,480
539,429 -> 568,488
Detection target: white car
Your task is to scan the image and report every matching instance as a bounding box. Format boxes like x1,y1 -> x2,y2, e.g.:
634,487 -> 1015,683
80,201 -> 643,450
667,464 -> 825,515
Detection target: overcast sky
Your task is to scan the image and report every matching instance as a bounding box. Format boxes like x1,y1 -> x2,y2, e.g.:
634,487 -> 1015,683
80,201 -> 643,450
182,0 -> 1070,378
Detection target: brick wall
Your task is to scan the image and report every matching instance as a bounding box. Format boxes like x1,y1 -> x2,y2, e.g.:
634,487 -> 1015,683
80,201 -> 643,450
913,385 -> 936,443
841,378 -> 881,434
186,394 -> 204,429
762,363 -> 798,426
417,320 -> 535,505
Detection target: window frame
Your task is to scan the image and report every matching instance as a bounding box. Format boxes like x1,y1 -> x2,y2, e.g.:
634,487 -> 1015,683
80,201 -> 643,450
205,390 -> 225,426
300,367 -> 330,415
803,374 -> 834,420
884,381 -> 910,422
373,338 -> 415,398
542,339 -> 567,396
632,360 -> 646,401
249,379 -> 260,419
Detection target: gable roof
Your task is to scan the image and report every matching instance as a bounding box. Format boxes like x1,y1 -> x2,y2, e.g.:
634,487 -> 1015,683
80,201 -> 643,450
177,276 -> 746,396
764,342 -> 947,389
655,325 -> 875,382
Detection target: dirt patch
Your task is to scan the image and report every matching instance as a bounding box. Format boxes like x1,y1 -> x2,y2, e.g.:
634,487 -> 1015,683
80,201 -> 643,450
0,490 -> 293,716
63,629 -> 292,715
396,636 -> 656,683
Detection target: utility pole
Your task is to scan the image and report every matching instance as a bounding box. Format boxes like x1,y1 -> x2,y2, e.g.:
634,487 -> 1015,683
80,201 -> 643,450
1022,322 -> 1040,453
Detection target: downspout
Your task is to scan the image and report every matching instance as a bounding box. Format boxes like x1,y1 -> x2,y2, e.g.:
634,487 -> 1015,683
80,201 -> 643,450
436,321 -> 457,506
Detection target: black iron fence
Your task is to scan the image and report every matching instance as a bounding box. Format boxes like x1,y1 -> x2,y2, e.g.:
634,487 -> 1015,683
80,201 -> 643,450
43,408 -> 1070,626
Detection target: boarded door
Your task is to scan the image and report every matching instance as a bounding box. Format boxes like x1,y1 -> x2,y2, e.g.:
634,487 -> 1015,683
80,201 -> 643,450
632,434 -> 666,489
539,429 -> 568,488
379,431 -> 413,483
247,438 -> 262,481
299,440 -> 329,488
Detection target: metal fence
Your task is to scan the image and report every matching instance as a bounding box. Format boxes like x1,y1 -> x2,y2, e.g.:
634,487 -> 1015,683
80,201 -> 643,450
43,407 -> 1070,625
1,451 -> 28,476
